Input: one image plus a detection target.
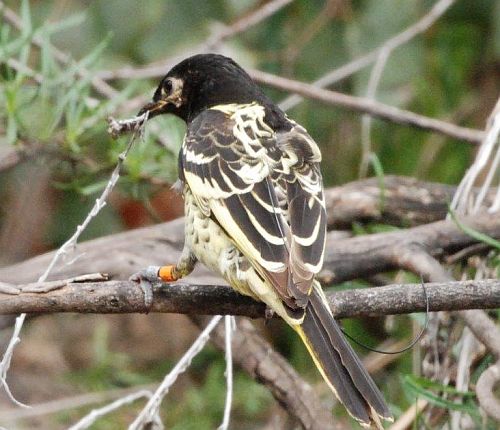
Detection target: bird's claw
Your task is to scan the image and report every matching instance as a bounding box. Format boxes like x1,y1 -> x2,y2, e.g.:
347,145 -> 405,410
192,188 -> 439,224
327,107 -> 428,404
129,266 -> 160,312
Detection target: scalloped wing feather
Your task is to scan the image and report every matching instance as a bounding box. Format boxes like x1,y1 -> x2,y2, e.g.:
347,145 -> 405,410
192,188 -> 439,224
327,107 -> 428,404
181,104 -> 326,308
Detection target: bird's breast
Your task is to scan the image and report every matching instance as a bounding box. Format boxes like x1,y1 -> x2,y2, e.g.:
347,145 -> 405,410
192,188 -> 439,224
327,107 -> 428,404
183,187 -> 252,296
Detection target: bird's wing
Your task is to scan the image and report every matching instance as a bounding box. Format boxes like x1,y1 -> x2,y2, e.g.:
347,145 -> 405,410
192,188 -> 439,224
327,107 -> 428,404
181,104 -> 326,308
276,123 -> 327,292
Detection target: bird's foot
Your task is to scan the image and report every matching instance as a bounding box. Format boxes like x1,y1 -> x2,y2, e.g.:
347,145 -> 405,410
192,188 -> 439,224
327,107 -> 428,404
129,266 -> 161,311
129,265 -> 180,311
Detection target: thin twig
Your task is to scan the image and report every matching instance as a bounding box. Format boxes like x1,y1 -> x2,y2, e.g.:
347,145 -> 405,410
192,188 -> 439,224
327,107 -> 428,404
0,116 -> 146,406
388,398 -> 428,430
280,0 -> 456,111
93,0 -> 294,82
0,384 -> 158,422
359,48 -> 390,177
447,86 -> 500,425
218,316 -> 235,430
459,310 -> 500,360
190,316 -> 337,430
209,0 -> 293,47
450,327 -> 478,429
0,272 -> 107,295
107,113 -> 149,139
356,0 -> 453,177
452,96 -> 500,213
128,316 -> 222,430
393,242 -> 500,423
68,390 -> 153,430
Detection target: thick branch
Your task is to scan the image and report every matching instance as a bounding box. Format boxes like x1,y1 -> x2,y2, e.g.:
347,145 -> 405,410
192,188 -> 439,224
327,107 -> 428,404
0,279 -> 498,319
324,175 -> 495,228
322,212 -> 499,283
0,209 -> 498,287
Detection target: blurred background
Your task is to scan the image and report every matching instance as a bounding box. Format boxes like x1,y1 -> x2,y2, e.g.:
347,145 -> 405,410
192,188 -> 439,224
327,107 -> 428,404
0,0 -> 499,428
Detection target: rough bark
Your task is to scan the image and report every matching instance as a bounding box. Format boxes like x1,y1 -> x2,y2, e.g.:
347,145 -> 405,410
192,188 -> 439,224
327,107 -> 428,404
1,279 -> 499,319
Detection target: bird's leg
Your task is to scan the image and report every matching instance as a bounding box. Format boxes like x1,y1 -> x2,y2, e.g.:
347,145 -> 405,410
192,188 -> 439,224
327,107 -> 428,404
129,248 -> 197,310
158,250 -> 197,282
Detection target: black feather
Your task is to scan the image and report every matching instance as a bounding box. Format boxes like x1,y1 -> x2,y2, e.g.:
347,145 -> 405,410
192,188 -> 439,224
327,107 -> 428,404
224,194 -> 286,265
301,289 -> 392,423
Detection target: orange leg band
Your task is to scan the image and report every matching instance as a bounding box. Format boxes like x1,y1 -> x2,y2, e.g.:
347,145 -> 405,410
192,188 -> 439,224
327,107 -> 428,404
158,265 -> 178,282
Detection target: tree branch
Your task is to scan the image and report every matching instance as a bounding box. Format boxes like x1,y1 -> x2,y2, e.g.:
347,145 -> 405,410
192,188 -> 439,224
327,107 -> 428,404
249,69 -> 484,144
0,278 -> 498,319
93,65 -> 484,144
0,177 -> 497,426
280,0 -> 455,110
0,205 -> 497,287
190,316 -> 338,430
324,175 -> 496,228
322,212 -> 499,283
389,243 -> 500,423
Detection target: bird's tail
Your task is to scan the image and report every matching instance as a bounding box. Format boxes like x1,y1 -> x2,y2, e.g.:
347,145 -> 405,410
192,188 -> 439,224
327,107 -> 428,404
293,283 -> 393,428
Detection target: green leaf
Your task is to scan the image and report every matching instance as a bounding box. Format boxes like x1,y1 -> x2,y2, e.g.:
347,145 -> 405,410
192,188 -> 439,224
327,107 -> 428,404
449,207 -> 500,250
79,180 -> 109,196
41,12 -> 86,36
20,0 -> 33,36
370,152 -> 386,211
406,375 -> 475,397
403,375 -> 478,415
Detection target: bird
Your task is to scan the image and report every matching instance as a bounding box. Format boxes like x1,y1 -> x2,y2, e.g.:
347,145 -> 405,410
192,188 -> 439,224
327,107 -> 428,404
131,53 -> 392,428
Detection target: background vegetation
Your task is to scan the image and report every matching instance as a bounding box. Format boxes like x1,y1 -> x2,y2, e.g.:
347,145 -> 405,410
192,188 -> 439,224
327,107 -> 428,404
0,0 -> 499,429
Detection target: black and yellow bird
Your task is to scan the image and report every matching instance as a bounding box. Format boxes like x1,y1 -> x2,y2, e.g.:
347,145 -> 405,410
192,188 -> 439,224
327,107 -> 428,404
132,54 -> 392,428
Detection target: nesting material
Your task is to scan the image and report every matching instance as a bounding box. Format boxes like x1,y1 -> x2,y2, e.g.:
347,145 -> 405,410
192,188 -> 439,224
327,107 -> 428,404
107,112 -> 149,139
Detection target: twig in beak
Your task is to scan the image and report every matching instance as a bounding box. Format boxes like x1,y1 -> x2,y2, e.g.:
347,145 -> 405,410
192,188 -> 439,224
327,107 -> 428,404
107,111 -> 149,139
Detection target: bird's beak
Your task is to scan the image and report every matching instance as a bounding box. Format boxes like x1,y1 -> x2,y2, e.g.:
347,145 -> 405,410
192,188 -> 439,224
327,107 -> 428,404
137,99 -> 169,118
138,77 -> 184,118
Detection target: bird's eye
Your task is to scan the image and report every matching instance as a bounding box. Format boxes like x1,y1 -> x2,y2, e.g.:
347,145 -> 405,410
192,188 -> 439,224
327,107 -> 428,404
163,79 -> 173,95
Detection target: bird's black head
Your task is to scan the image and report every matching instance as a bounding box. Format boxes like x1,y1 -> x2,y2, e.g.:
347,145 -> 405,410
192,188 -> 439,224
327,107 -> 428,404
139,54 -> 287,127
